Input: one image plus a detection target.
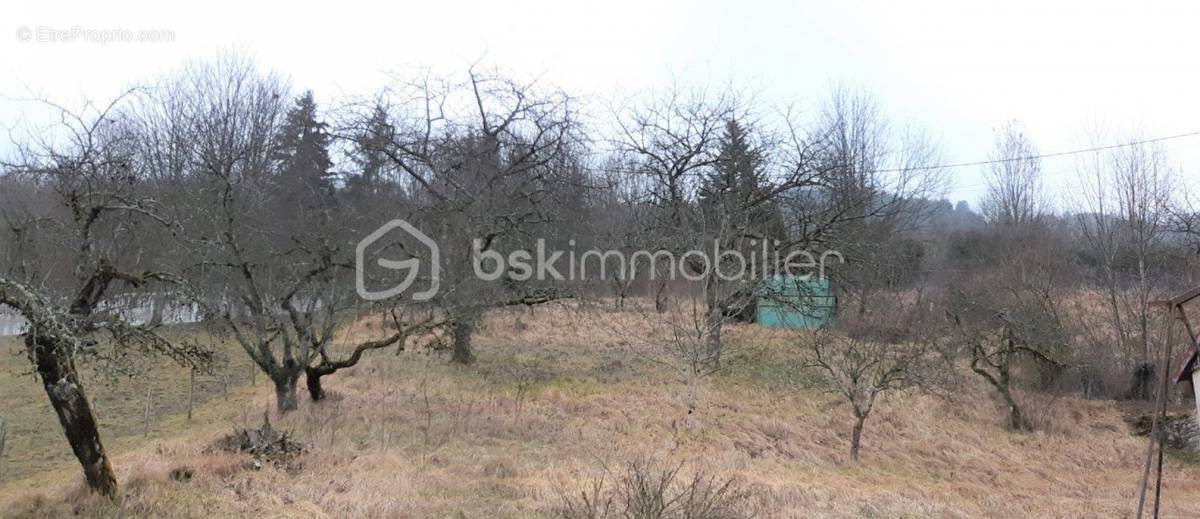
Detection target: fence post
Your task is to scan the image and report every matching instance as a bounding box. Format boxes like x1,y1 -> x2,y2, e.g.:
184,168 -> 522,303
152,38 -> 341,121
187,367 -> 196,421
143,383 -> 152,437
0,416 -> 7,479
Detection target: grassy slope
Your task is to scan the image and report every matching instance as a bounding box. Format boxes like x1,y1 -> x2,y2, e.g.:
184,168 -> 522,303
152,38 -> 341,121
0,325 -> 260,483
1,304 -> 1197,518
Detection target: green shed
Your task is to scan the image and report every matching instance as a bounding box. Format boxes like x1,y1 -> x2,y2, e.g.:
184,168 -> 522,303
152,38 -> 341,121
756,275 -> 836,329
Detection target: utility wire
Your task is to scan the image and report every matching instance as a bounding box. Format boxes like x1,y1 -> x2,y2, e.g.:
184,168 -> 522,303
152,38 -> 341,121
875,130 -> 1200,173
589,130 -> 1200,177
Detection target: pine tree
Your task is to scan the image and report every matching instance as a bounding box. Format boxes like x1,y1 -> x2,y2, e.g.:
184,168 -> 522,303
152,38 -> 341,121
698,119 -> 786,241
346,103 -> 393,194
273,91 -> 335,209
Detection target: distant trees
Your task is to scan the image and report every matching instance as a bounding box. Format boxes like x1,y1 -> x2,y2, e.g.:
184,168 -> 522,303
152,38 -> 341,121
10,50 -> 1200,483
343,103 -> 394,196
804,86 -> 943,318
698,119 -> 786,242
1073,133 -> 1175,382
273,90 -> 336,211
981,121 -> 1046,227
942,146 -> 1079,425
608,84 -> 944,370
612,84 -> 737,323
134,55 -> 308,412
697,119 -> 786,324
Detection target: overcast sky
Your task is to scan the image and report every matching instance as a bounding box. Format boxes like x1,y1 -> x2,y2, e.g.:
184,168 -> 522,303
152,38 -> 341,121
4,0 -> 1200,207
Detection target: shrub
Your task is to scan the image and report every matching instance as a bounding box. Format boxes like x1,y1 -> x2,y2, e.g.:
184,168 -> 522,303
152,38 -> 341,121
556,458 -> 755,519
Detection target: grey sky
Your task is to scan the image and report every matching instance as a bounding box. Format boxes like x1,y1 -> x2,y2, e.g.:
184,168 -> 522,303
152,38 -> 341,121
4,0 -> 1199,206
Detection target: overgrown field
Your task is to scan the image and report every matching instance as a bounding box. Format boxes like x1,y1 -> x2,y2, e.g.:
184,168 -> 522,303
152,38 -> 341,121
1,303 -> 1198,518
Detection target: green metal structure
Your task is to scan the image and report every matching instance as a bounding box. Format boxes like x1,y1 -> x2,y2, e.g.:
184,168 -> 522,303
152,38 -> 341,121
755,275 -> 836,329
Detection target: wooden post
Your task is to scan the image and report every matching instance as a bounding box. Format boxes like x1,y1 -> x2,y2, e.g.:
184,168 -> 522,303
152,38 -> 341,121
187,367 -> 196,421
143,383 -> 152,437
1136,303 -> 1183,518
0,416 -> 7,479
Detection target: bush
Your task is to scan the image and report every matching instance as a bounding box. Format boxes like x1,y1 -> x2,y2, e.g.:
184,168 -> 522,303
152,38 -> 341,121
556,458 -> 756,519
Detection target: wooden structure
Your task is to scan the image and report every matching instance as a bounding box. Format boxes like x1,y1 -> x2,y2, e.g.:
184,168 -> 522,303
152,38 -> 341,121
1137,286 -> 1200,517
1150,286 -> 1200,419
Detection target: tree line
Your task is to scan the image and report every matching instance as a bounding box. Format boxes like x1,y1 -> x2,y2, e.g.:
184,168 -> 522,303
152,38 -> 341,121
1,52 -> 1196,495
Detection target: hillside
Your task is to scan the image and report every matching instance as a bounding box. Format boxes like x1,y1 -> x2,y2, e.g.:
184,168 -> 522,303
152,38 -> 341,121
1,303 -> 1198,518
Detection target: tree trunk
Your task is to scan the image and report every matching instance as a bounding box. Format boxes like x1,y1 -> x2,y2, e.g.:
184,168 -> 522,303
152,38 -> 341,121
850,414 -> 865,462
1103,269 -> 1129,360
148,295 -> 165,327
700,303 -> 720,370
30,335 -> 118,497
706,315 -> 722,369
273,374 -> 299,413
451,316 -> 477,365
654,279 -> 669,313
993,361 -> 1028,431
704,280 -> 723,369
305,367 -> 328,401
1006,394 -> 1025,431
973,338 -> 1029,431
991,373 -> 1027,431
990,368 -> 1026,431
1127,361 -> 1156,401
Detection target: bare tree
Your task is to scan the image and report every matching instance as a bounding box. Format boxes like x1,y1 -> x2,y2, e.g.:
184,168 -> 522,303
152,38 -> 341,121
609,83 -> 943,371
0,95 -> 209,496
130,56 -> 448,412
799,301 -> 935,462
980,121 -> 1047,226
610,83 -> 736,324
348,65 -> 580,364
1073,132 -> 1174,391
948,265 -> 1068,430
808,85 -> 945,319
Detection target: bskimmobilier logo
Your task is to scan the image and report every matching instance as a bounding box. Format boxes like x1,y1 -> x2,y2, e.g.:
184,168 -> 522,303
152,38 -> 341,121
355,219 -> 842,301
355,219 -> 440,301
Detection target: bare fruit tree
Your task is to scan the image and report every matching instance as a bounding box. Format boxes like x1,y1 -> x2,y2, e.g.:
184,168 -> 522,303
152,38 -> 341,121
128,55 -> 438,412
0,96 -> 210,497
948,266 -> 1068,430
346,65 -> 580,364
799,301 -> 936,462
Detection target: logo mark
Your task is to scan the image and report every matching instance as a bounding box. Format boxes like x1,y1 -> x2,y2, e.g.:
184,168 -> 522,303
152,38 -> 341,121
356,219 -> 440,301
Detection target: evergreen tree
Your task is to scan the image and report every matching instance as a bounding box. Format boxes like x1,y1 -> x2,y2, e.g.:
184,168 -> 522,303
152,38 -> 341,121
274,91 -> 334,209
346,103 -> 393,194
697,119 -> 788,325
698,119 -> 786,241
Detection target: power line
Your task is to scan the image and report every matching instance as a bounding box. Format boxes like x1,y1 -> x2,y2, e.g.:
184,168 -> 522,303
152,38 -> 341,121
589,129 -> 1200,178
876,129 -> 1200,173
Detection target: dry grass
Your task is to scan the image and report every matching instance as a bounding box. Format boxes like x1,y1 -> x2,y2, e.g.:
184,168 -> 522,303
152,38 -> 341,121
0,324 -> 259,483
2,302 -> 1198,518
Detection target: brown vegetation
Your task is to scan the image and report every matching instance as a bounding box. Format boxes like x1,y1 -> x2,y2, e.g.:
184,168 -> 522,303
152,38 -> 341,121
2,304 -> 1198,518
